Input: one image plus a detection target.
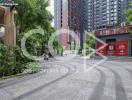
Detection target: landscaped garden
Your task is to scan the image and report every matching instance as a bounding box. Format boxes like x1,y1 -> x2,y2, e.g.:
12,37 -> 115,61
0,0 -> 63,78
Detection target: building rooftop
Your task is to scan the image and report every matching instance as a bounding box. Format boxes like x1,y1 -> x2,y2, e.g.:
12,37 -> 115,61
0,0 -> 17,7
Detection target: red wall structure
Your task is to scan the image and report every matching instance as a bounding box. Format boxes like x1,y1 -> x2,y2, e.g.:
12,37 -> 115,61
96,41 -> 129,56
95,25 -> 132,56
115,41 -> 128,56
95,26 -> 132,36
96,42 -> 107,56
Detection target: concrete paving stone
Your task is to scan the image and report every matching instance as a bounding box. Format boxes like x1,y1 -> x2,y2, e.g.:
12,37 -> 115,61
0,57 -> 132,100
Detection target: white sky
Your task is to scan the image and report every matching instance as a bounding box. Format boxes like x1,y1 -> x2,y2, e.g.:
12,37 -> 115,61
47,0 -> 54,26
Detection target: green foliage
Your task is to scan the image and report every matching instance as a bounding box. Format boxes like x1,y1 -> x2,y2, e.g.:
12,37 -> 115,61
15,0 -> 53,44
126,5 -> 132,56
86,36 -> 95,49
15,0 -> 53,33
23,62 -> 41,74
14,0 -> 61,56
25,33 -> 43,56
85,36 -> 95,55
0,0 -> 61,77
0,44 -> 15,76
126,8 -> 132,24
0,44 -> 32,76
124,3 -> 132,37
53,40 -> 63,55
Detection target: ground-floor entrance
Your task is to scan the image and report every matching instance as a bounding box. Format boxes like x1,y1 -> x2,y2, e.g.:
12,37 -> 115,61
97,40 -> 129,56
95,25 -> 132,57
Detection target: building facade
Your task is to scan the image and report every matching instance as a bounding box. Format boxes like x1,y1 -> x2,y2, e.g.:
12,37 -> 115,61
54,0 -> 132,53
87,0 -> 132,32
0,5 -> 16,45
54,0 -> 69,49
95,25 -> 132,56
68,0 -> 87,49
54,0 -> 61,30
54,0 -> 90,49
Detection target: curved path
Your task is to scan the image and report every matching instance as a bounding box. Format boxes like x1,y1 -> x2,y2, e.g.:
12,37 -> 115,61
0,57 -> 132,100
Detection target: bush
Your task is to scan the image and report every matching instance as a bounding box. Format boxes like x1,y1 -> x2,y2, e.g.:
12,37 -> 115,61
23,62 -> 41,74
0,44 -> 33,77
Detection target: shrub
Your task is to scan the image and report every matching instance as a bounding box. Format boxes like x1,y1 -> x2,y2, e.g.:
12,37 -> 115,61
23,62 -> 41,74
0,44 -> 33,76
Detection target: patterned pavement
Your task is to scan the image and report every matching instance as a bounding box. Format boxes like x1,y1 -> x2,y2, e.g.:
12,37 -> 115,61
0,57 -> 132,100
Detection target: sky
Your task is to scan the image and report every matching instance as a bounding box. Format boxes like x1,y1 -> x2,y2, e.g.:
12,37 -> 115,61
47,0 -> 54,26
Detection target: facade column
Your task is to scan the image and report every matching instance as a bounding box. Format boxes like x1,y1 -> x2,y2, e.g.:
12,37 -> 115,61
4,7 -> 16,45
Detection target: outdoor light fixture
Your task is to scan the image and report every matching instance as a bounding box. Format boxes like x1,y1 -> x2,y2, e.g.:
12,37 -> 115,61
9,2 -> 18,14
0,26 -> 5,37
13,9 -> 17,14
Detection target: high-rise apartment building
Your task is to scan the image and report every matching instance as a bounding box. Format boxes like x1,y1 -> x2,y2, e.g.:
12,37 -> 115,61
54,0 -> 69,30
68,0 -> 87,48
94,0 -> 132,57
54,0 -> 87,49
54,0 -> 61,30
87,0 -> 132,32
54,0 -> 69,48
54,0 -> 132,50
68,0 -> 87,32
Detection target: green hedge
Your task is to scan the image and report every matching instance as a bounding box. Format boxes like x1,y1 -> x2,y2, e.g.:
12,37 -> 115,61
0,44 -> 32,76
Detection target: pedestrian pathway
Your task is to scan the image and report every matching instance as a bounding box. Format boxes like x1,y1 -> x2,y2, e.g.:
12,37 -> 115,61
0,57 -> 132,100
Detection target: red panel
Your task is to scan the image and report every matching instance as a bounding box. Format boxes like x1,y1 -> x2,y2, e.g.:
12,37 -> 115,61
115,41 -> 128,56
96,42 -> 107,56
107,43 -> 116,56
96,40 -> 129,56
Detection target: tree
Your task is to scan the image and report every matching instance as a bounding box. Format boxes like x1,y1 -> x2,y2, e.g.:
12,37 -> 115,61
15,0 -> 53,33
126,9 -> 132,25
86,36 -> 95,49
85,36 -> 95,55
14,0 -> 61,56
126,5 -> 132,56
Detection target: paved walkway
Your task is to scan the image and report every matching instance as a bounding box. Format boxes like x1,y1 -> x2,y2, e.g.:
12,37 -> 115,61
0,57 -> 132,100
